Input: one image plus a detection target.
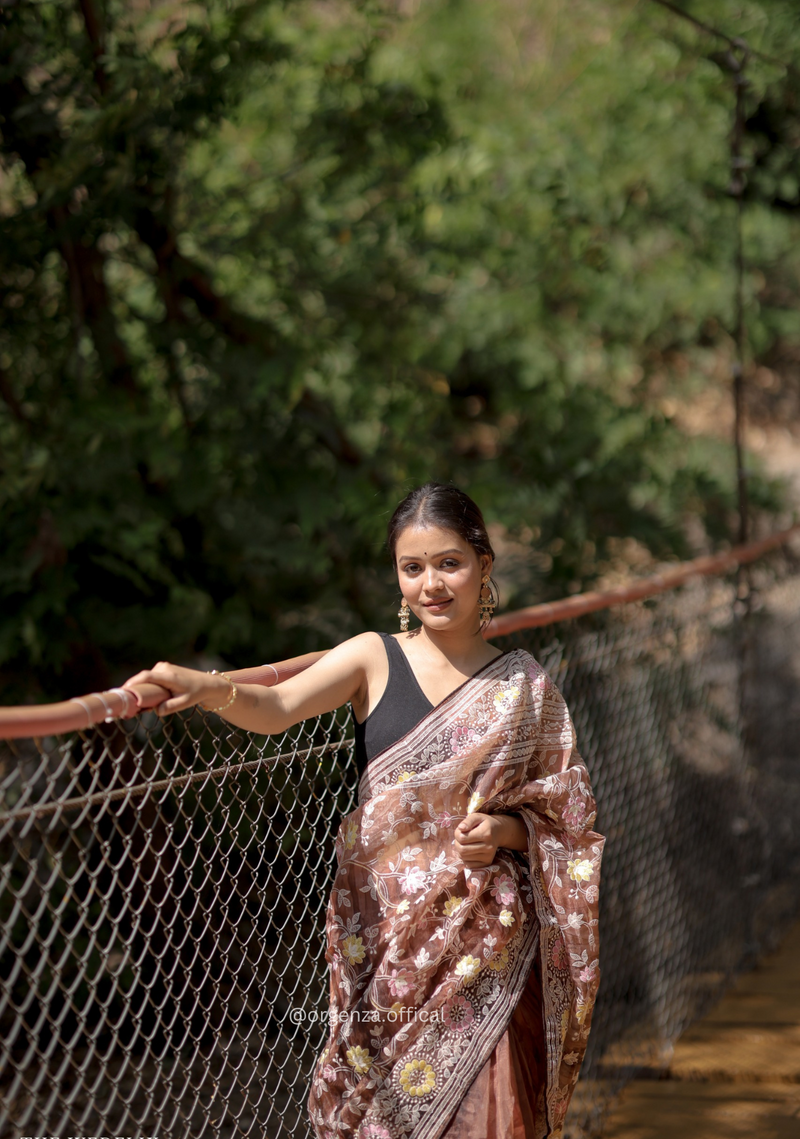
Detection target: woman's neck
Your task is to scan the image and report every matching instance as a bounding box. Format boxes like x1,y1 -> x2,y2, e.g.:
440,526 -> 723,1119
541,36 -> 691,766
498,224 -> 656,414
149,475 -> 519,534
412,625 -> 498,670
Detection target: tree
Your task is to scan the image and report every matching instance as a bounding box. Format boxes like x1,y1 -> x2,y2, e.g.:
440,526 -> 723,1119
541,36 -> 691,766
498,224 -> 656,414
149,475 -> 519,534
0,0 -> 795,700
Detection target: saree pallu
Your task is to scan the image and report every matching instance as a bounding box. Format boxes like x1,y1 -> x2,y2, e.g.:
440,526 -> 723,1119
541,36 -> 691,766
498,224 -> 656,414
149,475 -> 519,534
308,649 -> 604,1139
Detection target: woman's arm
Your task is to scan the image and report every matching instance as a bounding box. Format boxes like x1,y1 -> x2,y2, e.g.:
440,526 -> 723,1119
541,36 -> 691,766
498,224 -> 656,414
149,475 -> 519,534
123,633 -> 376,736
454,812 -> 528,868
489,814 -> 528,852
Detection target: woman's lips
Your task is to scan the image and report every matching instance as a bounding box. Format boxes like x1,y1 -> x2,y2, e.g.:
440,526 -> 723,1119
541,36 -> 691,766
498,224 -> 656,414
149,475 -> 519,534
423,598 -> 452,611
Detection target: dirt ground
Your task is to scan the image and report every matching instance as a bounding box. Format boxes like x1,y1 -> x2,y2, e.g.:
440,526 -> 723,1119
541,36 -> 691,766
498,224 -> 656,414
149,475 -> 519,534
601,918 -> 800,1139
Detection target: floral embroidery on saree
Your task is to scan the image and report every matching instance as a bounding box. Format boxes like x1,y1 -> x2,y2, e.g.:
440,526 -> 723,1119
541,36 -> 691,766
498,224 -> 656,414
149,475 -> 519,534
308,649 -> 604,1139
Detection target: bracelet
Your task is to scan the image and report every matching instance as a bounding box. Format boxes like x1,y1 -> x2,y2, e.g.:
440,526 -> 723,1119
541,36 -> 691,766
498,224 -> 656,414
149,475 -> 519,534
70,696 -> 94,729
110,686 -> 138,719
92,690 -> 115,724
200,670 -> 238,713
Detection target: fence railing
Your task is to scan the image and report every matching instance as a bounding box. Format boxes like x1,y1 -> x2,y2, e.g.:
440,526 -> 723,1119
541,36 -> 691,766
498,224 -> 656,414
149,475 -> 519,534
2,531 -> 800,1138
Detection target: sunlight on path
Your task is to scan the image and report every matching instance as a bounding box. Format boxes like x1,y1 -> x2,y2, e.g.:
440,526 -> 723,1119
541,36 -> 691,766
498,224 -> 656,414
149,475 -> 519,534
602,919 -> 800,1139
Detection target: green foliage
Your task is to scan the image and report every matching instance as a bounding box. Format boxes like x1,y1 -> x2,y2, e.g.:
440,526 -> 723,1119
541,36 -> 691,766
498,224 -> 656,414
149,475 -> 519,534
0,0 -> 797,698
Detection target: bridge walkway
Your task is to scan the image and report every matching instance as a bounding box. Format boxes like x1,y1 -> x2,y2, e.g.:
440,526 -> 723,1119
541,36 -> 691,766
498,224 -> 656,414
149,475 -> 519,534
601,917 -> 800,1138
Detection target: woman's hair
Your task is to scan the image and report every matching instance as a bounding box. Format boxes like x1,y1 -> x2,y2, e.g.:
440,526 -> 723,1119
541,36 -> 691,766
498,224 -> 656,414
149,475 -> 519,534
387,483 -> 496,566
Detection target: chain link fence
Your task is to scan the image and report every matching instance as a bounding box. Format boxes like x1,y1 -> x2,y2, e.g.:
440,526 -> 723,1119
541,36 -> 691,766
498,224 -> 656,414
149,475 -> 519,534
2,553 -> 800,1138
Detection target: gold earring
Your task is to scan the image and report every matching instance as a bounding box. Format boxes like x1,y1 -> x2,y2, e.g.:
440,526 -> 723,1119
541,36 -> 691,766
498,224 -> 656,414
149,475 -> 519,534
479,575 -> 496,623
399,599 -> 410,632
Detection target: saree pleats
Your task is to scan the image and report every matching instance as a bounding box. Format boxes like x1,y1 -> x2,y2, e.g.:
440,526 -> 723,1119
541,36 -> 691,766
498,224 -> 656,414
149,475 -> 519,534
440,941 -> 548,1139
308,649 -> 604,1139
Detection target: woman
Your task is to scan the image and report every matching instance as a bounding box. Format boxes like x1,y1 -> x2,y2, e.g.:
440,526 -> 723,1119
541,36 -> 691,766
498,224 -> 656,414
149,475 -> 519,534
124,483 -> 603,1139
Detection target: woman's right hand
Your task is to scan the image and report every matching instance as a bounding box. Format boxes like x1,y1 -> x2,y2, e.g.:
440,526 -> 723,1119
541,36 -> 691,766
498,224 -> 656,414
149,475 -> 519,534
122,662 -> 229,717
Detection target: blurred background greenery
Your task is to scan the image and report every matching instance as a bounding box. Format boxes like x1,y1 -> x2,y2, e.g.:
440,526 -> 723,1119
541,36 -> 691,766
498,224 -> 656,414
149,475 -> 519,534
2,0 -> 800,700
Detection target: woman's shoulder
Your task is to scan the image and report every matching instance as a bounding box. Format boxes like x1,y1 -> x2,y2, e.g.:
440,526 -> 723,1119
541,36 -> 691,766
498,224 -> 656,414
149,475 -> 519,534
499,646 -> 557,687
327,631 -> 387,663
498,645 -> 538,668
322,632 -> 400,679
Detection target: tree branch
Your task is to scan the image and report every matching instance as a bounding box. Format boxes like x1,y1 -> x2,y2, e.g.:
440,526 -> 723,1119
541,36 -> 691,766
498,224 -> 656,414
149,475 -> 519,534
76,0 -> 109,96
0,364 -> 28,423
49,206 -> 138,395
134,205 -> 279,352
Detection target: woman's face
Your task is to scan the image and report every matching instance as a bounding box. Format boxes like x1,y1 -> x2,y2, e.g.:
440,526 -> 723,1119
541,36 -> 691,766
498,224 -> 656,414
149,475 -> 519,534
394,524 -> 492,633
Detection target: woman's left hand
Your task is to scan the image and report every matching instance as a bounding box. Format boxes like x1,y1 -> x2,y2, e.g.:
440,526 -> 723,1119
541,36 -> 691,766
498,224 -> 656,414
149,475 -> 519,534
454,813 -> 498,867
454,811 -> 529,866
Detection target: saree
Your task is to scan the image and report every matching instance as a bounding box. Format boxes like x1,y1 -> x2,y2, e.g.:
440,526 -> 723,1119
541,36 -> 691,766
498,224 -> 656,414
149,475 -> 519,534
308,648 -> 604,1139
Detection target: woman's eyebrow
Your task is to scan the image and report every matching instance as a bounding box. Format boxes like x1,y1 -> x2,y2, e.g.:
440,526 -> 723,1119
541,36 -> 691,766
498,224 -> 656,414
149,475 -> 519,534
399,548 -> 463,562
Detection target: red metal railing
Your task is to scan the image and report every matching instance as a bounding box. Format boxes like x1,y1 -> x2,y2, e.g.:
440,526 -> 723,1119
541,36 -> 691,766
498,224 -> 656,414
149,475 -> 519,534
487,522 -> 800,635
0,650 -> 328,739
2,523 -> 797,740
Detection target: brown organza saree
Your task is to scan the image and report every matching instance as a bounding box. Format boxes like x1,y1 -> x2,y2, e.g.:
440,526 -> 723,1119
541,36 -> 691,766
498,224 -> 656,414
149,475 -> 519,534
308,649 -> 604,1139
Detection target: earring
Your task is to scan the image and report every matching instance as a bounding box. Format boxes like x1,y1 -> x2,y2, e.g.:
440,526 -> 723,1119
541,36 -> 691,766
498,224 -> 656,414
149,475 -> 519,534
399,599 -> 410,632
479,575 -> 496,623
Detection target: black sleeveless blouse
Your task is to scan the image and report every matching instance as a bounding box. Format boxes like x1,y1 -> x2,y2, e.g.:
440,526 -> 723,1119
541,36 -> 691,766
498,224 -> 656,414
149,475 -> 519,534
353,633 -> 433,776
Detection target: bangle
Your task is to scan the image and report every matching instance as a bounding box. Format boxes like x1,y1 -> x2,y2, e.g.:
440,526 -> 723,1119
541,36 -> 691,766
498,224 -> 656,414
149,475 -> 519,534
70,696 -> 94,729
93,690 -> 115,723
200,670 -> 238,713
110,687 -> 138,719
